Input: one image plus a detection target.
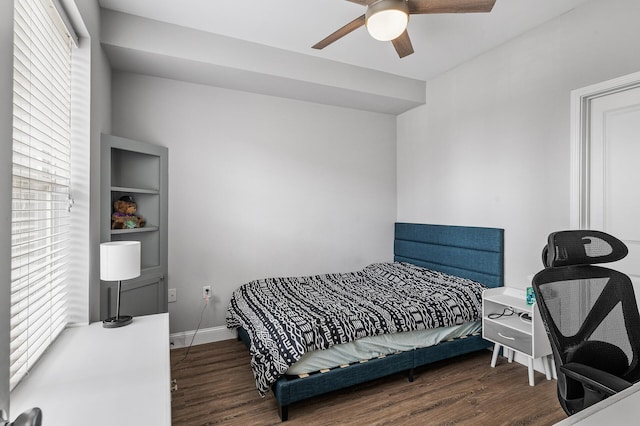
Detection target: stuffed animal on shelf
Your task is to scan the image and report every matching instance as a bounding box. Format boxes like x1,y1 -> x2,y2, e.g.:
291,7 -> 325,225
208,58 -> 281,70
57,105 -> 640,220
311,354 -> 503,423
111,195 -> 146,229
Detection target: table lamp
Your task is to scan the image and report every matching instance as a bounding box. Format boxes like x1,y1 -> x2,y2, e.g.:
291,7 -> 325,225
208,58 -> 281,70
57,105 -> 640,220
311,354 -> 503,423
100,241 -> 141,328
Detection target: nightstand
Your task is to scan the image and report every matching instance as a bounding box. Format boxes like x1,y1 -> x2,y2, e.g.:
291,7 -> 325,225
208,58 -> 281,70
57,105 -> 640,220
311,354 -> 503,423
482,287 -> 553,386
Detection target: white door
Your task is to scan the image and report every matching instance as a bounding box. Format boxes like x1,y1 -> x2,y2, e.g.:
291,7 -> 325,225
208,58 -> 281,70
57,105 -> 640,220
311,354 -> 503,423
588,85 -> 640,301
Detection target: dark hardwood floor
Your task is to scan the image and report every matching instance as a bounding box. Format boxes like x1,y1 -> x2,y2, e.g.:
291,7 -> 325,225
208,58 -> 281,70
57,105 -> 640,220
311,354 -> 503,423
170,339 -> 567,425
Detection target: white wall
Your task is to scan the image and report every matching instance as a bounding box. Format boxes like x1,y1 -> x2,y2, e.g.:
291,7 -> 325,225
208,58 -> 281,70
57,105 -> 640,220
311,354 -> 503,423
398,0 -> 640,289
69,0 -> 113,323
61,0 -> 112,325
111,73 -> 397,334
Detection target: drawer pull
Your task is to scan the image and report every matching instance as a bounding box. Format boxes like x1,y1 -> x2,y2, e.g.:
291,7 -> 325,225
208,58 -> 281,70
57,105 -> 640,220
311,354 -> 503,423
498,332 -> 515,340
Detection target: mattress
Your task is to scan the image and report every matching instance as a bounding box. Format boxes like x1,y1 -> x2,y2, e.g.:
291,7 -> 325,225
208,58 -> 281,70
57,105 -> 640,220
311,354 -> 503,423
286,320 -> 482,375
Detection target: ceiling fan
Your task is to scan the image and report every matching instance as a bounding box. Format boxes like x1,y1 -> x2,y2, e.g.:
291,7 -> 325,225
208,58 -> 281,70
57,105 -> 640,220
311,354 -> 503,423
312,0 -> 497,58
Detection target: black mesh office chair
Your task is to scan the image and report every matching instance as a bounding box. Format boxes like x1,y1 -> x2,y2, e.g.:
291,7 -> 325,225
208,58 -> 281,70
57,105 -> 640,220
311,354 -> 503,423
532,230 -> 640,415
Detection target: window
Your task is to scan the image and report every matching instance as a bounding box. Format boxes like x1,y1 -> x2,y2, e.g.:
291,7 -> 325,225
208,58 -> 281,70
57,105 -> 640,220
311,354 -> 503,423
10,0 -> 76,390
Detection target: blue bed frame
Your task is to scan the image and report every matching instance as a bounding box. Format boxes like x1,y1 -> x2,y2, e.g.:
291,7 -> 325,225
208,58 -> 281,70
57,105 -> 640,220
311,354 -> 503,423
238,223 -> 504,421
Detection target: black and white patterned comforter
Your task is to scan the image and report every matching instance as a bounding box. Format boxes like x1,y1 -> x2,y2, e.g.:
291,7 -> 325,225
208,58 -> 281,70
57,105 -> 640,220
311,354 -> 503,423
226,262 -> 486,395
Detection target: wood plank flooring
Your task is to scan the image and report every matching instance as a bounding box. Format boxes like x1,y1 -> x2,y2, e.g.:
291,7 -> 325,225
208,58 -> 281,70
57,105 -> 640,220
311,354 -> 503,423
170,339 -> 567,425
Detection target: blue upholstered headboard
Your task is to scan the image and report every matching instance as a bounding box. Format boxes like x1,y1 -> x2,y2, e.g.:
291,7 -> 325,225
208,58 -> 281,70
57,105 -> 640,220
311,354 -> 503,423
394,223 -> 504,288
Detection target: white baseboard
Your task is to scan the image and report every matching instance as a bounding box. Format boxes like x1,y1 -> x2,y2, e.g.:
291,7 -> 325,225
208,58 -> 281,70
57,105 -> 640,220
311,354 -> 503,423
170,325 -> 236,349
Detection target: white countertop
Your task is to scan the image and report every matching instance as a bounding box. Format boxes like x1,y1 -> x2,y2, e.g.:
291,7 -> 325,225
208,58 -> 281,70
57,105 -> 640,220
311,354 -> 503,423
554,382 -> 640,425
11,313 -> 171,426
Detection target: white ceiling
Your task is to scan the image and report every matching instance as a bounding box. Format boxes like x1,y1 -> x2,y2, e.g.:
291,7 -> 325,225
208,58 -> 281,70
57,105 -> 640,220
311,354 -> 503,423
98,0 -> 592,82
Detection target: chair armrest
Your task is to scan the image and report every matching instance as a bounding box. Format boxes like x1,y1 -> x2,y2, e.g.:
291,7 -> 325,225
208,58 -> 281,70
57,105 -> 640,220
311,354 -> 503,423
560,362 -> 633,396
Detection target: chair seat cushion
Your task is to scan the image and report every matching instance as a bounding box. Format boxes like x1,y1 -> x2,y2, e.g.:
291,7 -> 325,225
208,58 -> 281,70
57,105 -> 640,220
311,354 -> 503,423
567,340 -> 629,377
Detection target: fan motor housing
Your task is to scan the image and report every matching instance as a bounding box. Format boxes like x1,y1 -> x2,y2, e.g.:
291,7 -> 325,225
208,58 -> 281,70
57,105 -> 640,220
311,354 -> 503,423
366,0 -> 410,21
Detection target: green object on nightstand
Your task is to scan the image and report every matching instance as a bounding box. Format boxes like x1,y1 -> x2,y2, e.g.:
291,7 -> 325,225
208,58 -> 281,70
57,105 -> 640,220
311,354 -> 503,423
526,286 -> 535,306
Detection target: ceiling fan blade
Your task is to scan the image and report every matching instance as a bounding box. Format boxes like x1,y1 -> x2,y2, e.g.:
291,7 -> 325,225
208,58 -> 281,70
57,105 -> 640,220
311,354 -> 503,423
312,15 -> 366,50
409,0 -> 496,14
391,30 -> 414,58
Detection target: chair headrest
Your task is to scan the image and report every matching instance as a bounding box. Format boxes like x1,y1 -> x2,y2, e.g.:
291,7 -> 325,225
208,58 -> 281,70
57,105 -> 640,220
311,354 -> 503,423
542,230 -> 628,267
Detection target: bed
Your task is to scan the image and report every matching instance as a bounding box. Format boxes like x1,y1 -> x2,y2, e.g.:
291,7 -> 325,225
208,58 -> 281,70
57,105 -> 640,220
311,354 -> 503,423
227,223 -> 504,421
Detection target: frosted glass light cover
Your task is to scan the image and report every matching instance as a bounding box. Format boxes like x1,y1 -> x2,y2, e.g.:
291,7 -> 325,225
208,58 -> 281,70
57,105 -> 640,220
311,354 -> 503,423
100,241 -> 141,281
366,9 -> 408,41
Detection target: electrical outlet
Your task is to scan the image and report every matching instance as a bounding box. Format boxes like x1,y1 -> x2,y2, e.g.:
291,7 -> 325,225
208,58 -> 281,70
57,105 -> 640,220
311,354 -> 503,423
202,285 -> 211,299
168,288 -> 177,303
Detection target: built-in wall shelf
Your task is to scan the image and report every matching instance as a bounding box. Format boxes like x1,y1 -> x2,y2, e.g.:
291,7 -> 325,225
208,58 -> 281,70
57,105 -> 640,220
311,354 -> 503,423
111,226 -> 159,235
111,186 -> 159,195
101,134 -> 168,320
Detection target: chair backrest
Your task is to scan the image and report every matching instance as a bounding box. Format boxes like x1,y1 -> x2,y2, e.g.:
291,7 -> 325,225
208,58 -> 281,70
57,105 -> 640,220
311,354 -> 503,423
533,231 -> 640,414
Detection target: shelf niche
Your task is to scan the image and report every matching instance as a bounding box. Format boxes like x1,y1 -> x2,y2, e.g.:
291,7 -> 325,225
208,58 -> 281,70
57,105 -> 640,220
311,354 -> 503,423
100,134 -> 168,320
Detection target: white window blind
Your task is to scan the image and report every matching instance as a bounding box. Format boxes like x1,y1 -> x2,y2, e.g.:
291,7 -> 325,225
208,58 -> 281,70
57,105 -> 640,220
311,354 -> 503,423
11,0 -> 74,390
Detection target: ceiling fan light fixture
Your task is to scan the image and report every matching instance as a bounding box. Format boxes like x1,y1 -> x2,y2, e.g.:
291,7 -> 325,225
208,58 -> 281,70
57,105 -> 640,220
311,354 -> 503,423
365,0 -> 409,42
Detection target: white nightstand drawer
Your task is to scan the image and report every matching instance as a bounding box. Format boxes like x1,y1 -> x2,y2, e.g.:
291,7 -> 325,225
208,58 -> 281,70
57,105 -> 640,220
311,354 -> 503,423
484,321 -> 532,355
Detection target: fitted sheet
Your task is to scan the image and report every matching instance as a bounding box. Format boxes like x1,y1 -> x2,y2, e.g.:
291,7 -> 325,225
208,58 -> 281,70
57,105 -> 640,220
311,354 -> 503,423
286,320 -> 482,375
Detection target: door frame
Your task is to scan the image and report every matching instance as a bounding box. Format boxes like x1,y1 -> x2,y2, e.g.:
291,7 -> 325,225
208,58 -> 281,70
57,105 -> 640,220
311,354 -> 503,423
570,70 -> 640,229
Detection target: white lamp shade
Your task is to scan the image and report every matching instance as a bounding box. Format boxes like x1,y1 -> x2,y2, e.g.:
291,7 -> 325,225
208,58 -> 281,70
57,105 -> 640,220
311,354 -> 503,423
366,9 -> 409,41
100,241 -> 141,281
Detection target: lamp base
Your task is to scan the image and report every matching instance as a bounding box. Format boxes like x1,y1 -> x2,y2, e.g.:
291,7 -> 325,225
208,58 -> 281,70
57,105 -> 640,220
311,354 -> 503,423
102,315 -> 133,328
